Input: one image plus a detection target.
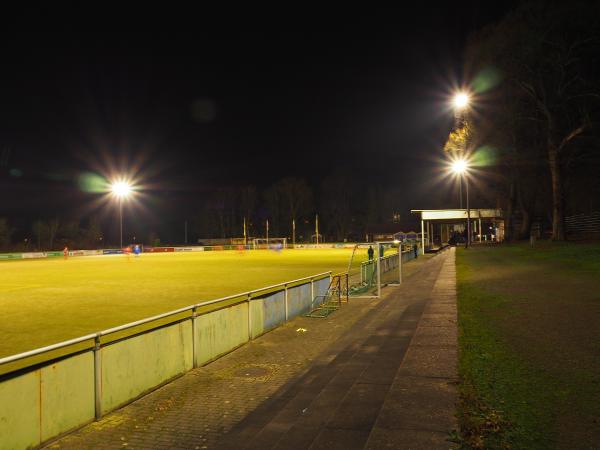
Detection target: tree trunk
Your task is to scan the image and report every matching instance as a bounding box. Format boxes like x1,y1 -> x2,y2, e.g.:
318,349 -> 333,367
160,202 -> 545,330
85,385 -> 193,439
519,209 -> 530,239
517,182 -> 531,239
504,179 -> 516,241
548,144 -> 565,240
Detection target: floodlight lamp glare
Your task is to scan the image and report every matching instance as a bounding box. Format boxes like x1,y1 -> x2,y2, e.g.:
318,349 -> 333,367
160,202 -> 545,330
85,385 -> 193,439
453,92 -> 470,110
451,159 -> 468,174
111,181 -> 132,198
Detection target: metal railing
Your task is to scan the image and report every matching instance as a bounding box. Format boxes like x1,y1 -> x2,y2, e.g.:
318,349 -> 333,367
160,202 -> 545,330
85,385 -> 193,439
358,251 -> 411,283
0,271 -> 331,367
0,271 -> 331,421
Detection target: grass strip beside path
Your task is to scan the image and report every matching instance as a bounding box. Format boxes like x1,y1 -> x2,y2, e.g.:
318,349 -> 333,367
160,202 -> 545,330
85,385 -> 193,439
456,243 -> 600,449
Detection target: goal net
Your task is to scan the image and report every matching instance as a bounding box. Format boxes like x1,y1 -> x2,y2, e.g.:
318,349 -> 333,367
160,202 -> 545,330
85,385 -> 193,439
253,238 -> 288,250
345,242 -> 403,298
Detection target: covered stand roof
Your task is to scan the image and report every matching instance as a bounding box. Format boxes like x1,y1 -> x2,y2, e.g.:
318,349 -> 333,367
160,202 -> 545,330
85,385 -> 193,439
410,209 -> 503,221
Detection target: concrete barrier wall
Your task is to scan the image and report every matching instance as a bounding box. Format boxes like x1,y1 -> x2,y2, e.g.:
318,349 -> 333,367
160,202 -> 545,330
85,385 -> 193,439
0,274 -> 330,449
41,353 -> 95,441
250,298 -> 265,339
287,283 -> 312,317
0,370 -> 41,449
195,302 -> 249,366
0,352 -> 95,450
261,291 -> 286,333
101,321 -> 192,413
315,277 -> 330,305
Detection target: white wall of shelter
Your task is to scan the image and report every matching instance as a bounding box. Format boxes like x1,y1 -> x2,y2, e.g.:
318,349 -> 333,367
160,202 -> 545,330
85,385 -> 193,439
411,209 -> 504,251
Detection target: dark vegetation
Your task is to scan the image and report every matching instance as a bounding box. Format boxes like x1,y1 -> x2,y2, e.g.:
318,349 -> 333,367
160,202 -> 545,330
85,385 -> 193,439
457,1 -> 600,241
456,243 -> 600,449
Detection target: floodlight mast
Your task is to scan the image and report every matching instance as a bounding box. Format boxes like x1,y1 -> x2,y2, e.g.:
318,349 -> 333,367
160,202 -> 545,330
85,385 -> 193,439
451,91 -> 472,248
451,159 -> 470,248
111,181 -> 132,249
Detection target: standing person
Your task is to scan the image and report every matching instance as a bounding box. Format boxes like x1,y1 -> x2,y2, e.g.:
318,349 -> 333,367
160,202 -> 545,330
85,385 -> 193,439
413,243 -> 418,259
368,245 -> 374,260
63,246 -> 69,260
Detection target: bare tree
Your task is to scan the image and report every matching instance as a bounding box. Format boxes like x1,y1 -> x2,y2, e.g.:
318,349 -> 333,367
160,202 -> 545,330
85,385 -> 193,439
463,2 -> 600,239
263,185 -> 282,237
60,221 -> 82,247
83,216 -> 103,248
47,218 -> 60,249
32,220 -> 45,250
0,218 -> 13,250
239,185 -> 257,238
321,172 -> 353,241
274,177 -> 313,244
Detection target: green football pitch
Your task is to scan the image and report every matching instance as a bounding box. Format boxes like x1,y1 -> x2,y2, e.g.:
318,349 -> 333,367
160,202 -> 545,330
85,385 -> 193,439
0,249 -> 367,358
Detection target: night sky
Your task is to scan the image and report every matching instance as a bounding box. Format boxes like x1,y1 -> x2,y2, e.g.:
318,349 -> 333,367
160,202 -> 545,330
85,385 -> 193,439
0,5 -> 516,241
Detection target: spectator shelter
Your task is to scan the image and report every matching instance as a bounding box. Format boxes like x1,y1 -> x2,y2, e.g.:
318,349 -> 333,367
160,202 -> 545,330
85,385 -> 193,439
411,209 -> 504,251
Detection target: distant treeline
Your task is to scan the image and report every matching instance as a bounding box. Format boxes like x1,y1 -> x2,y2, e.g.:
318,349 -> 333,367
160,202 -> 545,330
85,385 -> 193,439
0,175 -> 407,251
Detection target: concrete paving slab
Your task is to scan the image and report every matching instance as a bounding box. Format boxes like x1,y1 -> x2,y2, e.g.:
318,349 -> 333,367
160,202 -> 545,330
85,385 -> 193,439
365,427 -> 452,450
410,326 -> 458,347
424,304 -> 457,315
309,428 -> 371,450
373,376 -> 457,432
325,383 -> 389,431
397,345 -> 458,379
272,424 -> 321,449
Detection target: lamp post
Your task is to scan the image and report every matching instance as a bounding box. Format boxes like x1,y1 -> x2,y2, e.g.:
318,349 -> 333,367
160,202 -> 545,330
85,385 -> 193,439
111,181 -> 132,249
451,91 -> 471,248
452,91 -> 470,209
451,159 -> 471,248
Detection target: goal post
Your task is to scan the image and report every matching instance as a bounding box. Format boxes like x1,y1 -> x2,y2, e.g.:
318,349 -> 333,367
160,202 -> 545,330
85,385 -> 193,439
346,241 -> 403,298
252,237 -> 288,250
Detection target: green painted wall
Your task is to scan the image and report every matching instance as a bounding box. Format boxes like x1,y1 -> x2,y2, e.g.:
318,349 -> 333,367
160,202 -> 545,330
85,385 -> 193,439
101,321 -> 193,413
196,303 -> 249,366
0,371 -> 41,450
40,352 -> 95,442
250,298 -> 265,339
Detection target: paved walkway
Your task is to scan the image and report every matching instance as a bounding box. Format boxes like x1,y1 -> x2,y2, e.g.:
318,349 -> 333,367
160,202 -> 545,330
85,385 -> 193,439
47,249 -> 457,450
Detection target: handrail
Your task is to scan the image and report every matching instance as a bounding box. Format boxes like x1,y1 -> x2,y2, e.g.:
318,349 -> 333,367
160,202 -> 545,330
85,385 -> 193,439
331,271 -> 348,277
0,271 -> 331,367
0,333 -> 99,365
98,271 -> 331,337
359,252 -> 405,267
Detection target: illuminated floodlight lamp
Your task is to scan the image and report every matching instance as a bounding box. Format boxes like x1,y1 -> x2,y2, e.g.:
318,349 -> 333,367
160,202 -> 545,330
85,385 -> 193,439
110,179 -> 134,248
452,92 -> 470,110
111,181 -> 132,198
451,159 -> 468,175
